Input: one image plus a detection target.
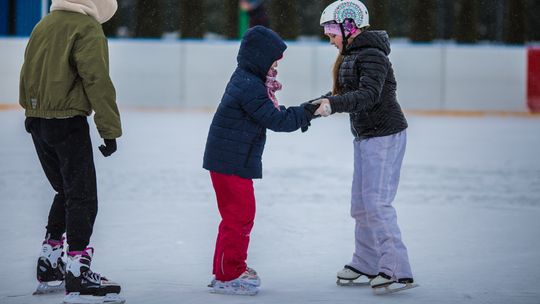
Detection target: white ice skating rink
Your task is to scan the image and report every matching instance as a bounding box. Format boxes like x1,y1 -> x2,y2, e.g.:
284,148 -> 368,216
1,109 -> 539,304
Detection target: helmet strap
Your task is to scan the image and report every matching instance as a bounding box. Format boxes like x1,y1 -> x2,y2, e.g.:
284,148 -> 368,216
339,23 -> 353,55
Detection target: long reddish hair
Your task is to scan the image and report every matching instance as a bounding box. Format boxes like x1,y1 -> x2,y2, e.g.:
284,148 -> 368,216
332,54 -> 344,95
331,28 -> 366,95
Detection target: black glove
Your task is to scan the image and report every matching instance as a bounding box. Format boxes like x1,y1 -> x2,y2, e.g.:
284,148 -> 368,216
300,103 -> 320,132
99,139 -> 117,157
303,102 -> 319,118
301,122 -> 311,133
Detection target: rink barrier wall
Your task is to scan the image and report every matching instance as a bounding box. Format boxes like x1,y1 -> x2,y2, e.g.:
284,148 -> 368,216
0,38 -> 529,112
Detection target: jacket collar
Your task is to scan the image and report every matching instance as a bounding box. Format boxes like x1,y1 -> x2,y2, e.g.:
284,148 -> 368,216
347,30 -> 391,55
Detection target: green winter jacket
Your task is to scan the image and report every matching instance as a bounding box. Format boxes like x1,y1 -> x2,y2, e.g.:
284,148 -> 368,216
19,10 -> 121,139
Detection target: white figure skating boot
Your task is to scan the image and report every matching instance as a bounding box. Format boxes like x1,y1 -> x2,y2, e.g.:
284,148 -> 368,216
210,267 -> 260,296
336,265 -> 375,286
63,247 -> 125,304
34,237 -> 66,295
370,272 -> 419,295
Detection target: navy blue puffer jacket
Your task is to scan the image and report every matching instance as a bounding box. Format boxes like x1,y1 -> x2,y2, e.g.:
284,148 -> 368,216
203,26 -> 311,179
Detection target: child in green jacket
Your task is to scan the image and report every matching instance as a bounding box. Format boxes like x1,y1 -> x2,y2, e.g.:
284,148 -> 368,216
19,1 -> 124,303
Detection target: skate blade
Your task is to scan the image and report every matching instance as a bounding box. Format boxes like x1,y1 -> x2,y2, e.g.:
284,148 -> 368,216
373,283 -> 419,295
337,278 -> 370,287
33,281 -> 65,295
209,279 -> 260,289
210,286 -> 259,296
63,292 -> 125,304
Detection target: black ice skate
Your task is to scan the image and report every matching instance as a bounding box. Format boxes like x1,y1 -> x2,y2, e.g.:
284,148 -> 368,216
64,247 -> 125,304
34,237 -> 66,295
370,272 -> 419,295
336,265 -> 375,286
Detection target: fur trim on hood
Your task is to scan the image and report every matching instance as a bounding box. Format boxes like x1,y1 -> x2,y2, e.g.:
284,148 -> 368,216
50,0 -> 118,24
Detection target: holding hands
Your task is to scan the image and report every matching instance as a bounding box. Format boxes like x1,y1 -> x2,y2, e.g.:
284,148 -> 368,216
302,102 -> 320,119
312,98 -> 332,117
301,91 -> 333,118
300,93 -> 334,132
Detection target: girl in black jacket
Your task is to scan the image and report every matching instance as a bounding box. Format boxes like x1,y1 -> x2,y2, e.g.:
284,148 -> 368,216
314,0 -> 417,294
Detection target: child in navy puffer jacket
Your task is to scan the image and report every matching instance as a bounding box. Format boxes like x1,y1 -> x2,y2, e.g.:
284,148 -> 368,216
203,26 -> 316,295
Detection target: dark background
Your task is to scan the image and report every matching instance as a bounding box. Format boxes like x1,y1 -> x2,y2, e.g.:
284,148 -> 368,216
1,0 -> 539,44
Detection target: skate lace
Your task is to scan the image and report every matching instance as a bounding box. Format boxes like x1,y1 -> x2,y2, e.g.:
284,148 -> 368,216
240,268 -> 259,281
245,267 -> 257,275
83,270 -> 102,284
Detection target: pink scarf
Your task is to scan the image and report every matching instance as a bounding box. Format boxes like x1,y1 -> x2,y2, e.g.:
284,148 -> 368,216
266,68 -> 282,110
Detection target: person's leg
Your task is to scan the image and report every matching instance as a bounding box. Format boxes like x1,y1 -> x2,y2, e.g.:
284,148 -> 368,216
49,117 -> 97,252
360,131 -> 412,280
349,139 -> 379,276
26,117 -> 66,241
210,172 -> 256,282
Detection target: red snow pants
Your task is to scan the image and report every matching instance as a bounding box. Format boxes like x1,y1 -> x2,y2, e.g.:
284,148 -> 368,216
210,171 -> 256,281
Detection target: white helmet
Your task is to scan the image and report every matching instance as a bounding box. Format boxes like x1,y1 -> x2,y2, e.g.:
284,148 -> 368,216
320,0 -> 369,28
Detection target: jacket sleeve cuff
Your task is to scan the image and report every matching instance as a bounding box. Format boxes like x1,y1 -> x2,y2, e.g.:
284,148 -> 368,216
99,130 -> 122,140
328,96 -> 341,114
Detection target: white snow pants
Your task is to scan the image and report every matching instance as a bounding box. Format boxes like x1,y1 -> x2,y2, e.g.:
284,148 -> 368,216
349,130 -> 413,280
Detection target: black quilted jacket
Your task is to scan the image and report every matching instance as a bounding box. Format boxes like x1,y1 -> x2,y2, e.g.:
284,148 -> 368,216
327,30 -> 408,139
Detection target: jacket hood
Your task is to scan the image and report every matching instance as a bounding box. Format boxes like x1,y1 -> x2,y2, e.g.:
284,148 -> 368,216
237,26 -> 287,80
50,0 -> 118,24
348,30 -> 391,55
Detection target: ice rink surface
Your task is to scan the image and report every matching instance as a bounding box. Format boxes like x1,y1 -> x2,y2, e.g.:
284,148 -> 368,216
1,109 -> 539,304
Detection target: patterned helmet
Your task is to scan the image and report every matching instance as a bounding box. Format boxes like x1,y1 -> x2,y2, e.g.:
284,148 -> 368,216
320,0 -> 370,28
